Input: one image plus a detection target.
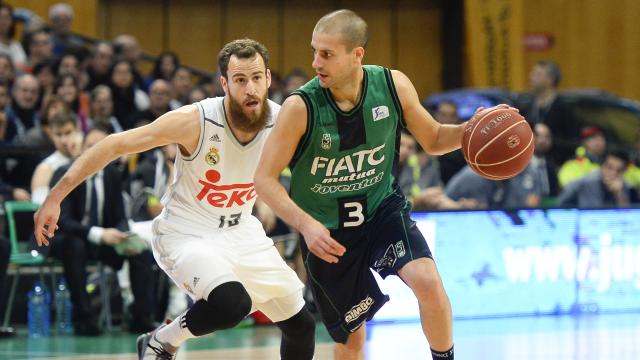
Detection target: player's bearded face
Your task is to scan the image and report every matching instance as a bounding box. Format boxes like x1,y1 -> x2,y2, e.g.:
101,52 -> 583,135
227,86 -> 270,132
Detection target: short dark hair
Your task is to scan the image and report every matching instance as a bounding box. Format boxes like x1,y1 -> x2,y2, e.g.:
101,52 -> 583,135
536,60 -> 562,87
0,3 -> 16,39
217,39 -> 269,79
49,111 -> 76,128
605,149 -> 630,164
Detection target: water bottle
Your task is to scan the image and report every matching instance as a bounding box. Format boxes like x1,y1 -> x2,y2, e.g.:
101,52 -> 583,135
55,278 -> 73,335
27,281 -> 51,337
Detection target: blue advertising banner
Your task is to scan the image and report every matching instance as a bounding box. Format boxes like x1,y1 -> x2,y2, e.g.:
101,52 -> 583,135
373,209 -> 640,322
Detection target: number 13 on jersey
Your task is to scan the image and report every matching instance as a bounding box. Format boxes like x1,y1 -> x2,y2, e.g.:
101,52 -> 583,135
338,197 -> 367,228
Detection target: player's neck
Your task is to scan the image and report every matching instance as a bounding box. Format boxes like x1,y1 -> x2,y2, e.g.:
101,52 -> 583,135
329,67 -> 364,111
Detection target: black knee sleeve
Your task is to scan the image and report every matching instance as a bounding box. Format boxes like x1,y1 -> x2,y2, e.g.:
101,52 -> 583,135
185,281 -> 252,336
276,307 -> 316,360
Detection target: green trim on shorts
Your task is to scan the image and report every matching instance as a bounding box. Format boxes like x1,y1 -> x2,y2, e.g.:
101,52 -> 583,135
400,211 -> 415,260
304,252 -> 342,317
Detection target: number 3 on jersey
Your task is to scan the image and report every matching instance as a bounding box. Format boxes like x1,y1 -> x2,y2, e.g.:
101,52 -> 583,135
338,197 -> 367,228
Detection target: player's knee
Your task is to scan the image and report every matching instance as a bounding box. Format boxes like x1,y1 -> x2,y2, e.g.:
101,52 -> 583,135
207,281 -> 252,326
185,281 -> 252,335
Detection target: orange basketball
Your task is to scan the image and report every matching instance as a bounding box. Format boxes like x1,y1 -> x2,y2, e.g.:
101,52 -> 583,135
462,106 -> 534,180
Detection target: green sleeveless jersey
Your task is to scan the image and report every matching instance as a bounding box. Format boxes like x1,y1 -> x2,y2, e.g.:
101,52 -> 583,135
290,65 -> 406,229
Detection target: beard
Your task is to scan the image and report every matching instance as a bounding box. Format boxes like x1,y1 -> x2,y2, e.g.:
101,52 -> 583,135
227,92 -> 270,133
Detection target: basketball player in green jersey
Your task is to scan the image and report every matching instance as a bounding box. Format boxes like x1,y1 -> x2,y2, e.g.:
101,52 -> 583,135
256,9 -> 509,360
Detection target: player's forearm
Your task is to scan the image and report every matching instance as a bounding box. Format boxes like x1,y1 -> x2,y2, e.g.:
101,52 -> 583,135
428,123 -> 465,155
48,135 -> 121,203
254,177 -> 313,233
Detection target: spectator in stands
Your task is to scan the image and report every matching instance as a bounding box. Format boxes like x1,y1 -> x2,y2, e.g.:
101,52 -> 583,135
0,232 -> 14,337
531,123 -> 559,199
283,68 -> 309,96
144,51 -> 179,91
30,112 -> 81,204
21,29 -> 53,73
558,150 -> 632,208
23,94 -> 68,150
54,73 -> 90,132
170,66 -> 192,108
112,34 -> 143,87
5,73 -> 40,142
445,164 -> 543,209
50,126 -> 157,335
108,59 -> 149,130
187,86 -> 207,104
433,100 -> 466,184
0,175 -> 30,202
525,60 -> 561,125
88,85 -> 122,133
0,53 -> 14,86
86,42 -> 114,91
48,3 -> 84,57
0,81 -> 8,111
33,60 -> 55,103
558,126 -> 606,187
134,79 -> 172,123
0,3 -> 26,66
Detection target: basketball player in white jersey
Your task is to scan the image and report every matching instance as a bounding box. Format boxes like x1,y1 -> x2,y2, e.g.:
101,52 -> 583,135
34,39 -> 315,360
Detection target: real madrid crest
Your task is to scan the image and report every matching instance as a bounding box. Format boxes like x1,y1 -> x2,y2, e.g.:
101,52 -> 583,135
321,133 -> 331,150
205,146 -> 220,165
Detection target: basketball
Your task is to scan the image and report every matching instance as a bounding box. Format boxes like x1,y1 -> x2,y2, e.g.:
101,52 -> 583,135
462,106 -> 534,180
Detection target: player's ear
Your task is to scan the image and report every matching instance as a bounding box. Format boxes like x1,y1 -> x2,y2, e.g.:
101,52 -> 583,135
354,46 -> 365,62
220,74 -> 228,95
266,69 -> 272,89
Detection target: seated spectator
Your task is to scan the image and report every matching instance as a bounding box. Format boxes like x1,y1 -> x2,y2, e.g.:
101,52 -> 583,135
187,86 -> 208,104
524,60 -> 561,125
23,94 -> 68,150
86,42 -> 114,91
112,34 -> 144,87
0,232 -> 15,337
49,127 -> 157,335
54,73 -> 90,133
133,79 -> 172,123
0,175 -> 30,201
30,112 -> 81,204
20,29 -> 53,73
530,123 -> 560,200
558,150 -> 632,208
48,3 -> 85,57
33,60 -> 55,106
283,68 -> 309,96
0,53 -> 13,86
169,67 -> 192,109
433,100 -> 466,184
445,164 -> 543,209
0,3 -> 27,66
5,73 -> 40,142
88,85 -> 123,133
558,126 -> 606,187
108,59 -> 149,130
143,51 -> 179,91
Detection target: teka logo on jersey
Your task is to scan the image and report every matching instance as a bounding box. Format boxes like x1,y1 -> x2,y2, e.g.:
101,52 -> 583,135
344,296 -> 374,324
196,169 -> 257,208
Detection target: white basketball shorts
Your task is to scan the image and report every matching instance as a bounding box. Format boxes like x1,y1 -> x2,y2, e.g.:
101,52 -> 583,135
151,214 -> 305,322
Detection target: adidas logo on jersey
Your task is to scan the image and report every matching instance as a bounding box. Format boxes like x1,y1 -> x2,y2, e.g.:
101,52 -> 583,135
210,134 -> 221,142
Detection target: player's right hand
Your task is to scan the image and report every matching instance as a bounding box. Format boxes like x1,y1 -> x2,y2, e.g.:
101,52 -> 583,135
300,218 -> 346,264
33,198 -> 60,247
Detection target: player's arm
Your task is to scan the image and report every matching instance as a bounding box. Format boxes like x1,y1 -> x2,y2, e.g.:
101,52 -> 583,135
392,70 -> 465,155
254,95 -> 345,263
34,105 -> 200,246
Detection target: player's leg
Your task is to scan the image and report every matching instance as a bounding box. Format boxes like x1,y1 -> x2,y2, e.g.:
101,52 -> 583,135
398,258 -> 454,359
334,323 -> 366,360
138,235 -> 251,359
369,190 -> 454,359
233,217 -> 315,359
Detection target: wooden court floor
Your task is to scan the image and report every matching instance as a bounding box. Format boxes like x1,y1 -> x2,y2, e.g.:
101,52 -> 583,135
0,313 -> 639,359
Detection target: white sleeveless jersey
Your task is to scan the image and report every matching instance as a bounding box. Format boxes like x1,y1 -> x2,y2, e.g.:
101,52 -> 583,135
155,97 -> 279,231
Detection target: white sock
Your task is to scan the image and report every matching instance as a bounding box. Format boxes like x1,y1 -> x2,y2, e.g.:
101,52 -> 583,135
155,312 -> 195,347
